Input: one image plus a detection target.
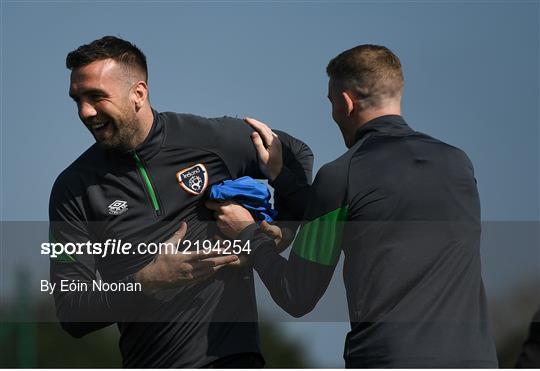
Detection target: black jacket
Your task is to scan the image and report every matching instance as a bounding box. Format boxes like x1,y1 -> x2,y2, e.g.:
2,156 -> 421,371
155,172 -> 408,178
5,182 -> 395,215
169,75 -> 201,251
49,110 -> 313,367
242,115 -> 498,368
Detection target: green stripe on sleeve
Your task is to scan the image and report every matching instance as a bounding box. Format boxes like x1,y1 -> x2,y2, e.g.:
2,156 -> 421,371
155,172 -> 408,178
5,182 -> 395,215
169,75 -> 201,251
292,206 -> 348,266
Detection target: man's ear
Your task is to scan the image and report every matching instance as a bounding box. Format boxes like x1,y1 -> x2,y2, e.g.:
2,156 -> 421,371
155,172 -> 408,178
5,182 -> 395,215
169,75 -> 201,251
132,81 -> 148,111
341,91 -> 355,116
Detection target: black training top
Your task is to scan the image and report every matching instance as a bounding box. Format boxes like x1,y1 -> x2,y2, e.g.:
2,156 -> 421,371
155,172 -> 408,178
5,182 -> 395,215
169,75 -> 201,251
241,115 -> 498,368
48,110 -> 313,367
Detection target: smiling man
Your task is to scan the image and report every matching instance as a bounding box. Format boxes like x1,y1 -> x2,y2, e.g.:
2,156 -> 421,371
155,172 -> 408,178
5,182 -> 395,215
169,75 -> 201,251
68,56 -> 151,151
49,36 -> 313,368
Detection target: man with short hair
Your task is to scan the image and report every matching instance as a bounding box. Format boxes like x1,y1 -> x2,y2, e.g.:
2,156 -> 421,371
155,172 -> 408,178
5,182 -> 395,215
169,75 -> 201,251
208,44 -> 499,367
49,35 -> 313,367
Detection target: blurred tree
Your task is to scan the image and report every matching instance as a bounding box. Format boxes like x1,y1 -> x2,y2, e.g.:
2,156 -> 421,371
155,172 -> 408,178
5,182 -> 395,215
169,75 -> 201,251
1,299 -> 310,367
0,322 -> 121,368
259,322 -> 310,368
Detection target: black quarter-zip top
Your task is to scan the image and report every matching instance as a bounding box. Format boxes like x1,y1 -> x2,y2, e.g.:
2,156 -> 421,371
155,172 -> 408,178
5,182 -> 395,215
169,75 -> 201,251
242,115 -> 498,368
49,109 -> 314,367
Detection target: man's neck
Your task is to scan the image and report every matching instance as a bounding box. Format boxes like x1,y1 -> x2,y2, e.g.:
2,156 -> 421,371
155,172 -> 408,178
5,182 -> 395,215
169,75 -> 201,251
357,106 -> 401,127
133,105 -> 155,148
344,106 -> 401,148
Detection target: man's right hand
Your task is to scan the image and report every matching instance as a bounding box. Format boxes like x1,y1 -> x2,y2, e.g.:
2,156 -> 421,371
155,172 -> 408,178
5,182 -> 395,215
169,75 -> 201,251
134,222 -> 239,296
244,117 -> 283,182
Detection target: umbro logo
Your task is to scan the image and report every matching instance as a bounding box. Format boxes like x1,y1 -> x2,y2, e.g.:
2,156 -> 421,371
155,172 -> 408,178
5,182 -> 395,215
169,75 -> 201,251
108,200 -> 128,215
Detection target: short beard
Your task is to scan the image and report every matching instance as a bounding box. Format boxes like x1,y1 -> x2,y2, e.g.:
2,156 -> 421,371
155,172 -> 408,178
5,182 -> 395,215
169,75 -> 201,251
98,109 -> 141,153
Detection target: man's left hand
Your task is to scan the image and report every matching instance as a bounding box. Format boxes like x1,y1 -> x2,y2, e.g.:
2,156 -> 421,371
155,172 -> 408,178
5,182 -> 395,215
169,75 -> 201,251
205,200 -> 256,238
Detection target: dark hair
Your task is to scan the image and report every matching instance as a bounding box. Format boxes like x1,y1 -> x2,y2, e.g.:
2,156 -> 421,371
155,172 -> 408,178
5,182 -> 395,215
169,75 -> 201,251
327,44 -> 403,108
66,36 -> 148,82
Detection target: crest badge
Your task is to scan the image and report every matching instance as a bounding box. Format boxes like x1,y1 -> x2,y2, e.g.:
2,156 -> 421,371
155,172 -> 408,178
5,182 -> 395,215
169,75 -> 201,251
176,164 -> 208,195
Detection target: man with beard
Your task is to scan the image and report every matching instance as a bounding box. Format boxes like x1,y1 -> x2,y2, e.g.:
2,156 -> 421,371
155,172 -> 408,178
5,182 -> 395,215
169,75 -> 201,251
49,36 -> 312,367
